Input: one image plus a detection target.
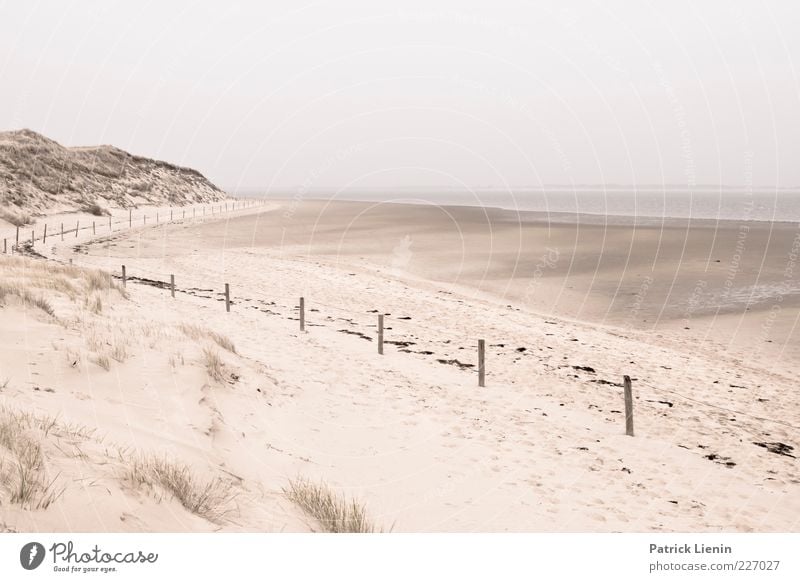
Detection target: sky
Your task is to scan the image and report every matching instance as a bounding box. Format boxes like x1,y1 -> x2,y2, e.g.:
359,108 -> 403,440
1,0 -> 798,192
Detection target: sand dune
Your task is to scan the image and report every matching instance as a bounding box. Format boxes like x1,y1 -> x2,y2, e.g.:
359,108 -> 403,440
0,200 -> 798,532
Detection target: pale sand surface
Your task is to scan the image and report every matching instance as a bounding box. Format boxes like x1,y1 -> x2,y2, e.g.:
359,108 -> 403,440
1,199 -> 798,532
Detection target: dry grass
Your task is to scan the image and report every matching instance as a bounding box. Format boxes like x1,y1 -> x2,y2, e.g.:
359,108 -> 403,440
80,202 -> 109,217
0,256 -> 127,310
84,294 -> 103,314
179,323 -> 236,353
0,281 -> 55,317
202,347 -> 225,382
109,339 -> 128,363
123,455 -> 237,523
92,354 -> 110,371
0,207 -> 33,226
0,406 -> 64,510
283,477 -> 379,533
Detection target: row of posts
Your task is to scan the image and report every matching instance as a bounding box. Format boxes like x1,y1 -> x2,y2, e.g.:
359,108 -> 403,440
3,200 -> 261,254
117,263 -> 636,437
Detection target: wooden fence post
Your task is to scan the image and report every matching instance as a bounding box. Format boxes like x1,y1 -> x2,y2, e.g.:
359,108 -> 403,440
75,220 -> 79,237
31,230 -> 34,245
478,339 -> 486,387
224,283 -> 230,312
129,209 -> 132,227
378,314 -> 384,355
43,224 -> 47,243
60,223 -> 64,240
156,212 -> 159,223
171,209 -> 173,221
122,265 -> 127,287
15,226 -> 19,245
299,297 -> 305,331
170,274 -> 175,298
92,221 -> 96,235
3,238 -> 6,253
109,216 -> 112,230
623,375 -> 634,436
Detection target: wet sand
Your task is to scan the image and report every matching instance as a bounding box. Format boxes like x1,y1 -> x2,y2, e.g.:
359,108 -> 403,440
187,199 -> 800,364
16,198 -> 795,532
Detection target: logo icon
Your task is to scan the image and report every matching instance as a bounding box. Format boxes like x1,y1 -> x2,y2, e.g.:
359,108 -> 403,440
20,542 -> 46,570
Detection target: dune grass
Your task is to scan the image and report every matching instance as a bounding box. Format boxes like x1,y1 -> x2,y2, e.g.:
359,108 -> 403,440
0,207 -> 33,226
123,455 -> 237,523
283,477 -> 379,533
0,256 -> 127,312
0,406 -> 64,510
0,281 -> 55,317
91,354 -> 110,371
179,323 -> 236,353
202,347 -> 225,383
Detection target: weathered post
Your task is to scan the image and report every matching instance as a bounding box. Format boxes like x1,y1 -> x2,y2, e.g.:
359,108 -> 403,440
92,221 -> 96,235
129,209 -> 132,227
156,212 -> 159,223
624,375 -> 634,436
170,274 -> 175,298
224,283 -> 230,312
75,220 -> 79,237
61,223 -> 64,241
122,265 -> 127,287
171,209 -> 173,221
31,230 -> 34,245
3,238 -> 6,253
299,297 -> 305,331
378,314 -> 384,355
15,226 -> 19,245
478,339 -> 486,387
43,224 -> 47,243
109,216 -> 112,230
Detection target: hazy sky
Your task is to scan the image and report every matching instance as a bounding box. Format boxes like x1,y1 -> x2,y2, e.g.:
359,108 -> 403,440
1,0 -> 798,191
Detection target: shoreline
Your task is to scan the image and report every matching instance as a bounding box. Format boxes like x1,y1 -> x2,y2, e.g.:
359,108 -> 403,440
1,199 -> 797,532
256,195 -> 800,227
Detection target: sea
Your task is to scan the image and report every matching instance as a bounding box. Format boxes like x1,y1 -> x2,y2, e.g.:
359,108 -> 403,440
254,188 -> 800,224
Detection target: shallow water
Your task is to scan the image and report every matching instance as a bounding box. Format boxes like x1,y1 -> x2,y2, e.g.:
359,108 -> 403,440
259,188 -> 800,223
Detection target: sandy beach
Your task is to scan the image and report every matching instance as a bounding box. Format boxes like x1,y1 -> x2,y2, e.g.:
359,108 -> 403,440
0,199 -> 797,533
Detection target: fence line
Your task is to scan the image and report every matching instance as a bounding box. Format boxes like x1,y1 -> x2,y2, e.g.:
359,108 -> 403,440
3,197 -> 265,254
8,196 -> 794,435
